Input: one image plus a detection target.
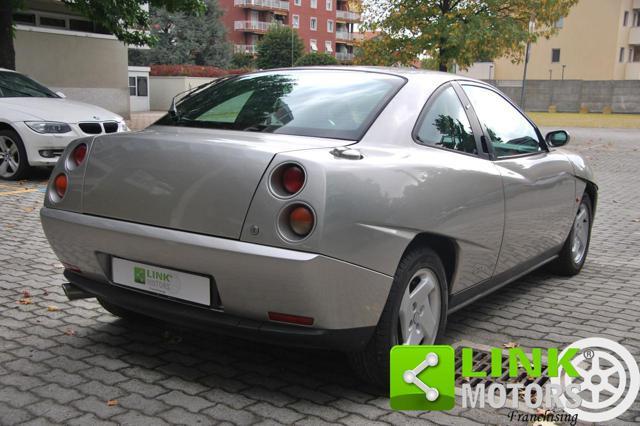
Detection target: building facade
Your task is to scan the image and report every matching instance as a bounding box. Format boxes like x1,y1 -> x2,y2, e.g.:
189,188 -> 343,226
457,0 -> 640,81
12,0 -> 130,117
219,0 -> 361,61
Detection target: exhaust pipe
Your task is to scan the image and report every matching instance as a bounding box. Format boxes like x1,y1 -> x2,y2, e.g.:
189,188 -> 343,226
62,283 -> 95,301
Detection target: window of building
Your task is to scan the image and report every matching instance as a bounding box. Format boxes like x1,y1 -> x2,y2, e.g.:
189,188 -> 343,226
310,17 -> 317,31
632,46 -> 640,63
292,14 -> 299,28
39,16 -> 66,28
325,40 -> 333,52
294,0 -> 301,5
327,19 -> 334,32
326,0 -> 332,10
624,11 -> 629,26
551,48 -> 561,63
13,13 -> 36,25
634,10 -> 640,26
310,0 -> 317,8
310,39 -> 318,51
630,47 -> 635,63
555,17 -> 563,28
619,47 -> 625,63
69,19 -> 94,32
129,76 -> 149,97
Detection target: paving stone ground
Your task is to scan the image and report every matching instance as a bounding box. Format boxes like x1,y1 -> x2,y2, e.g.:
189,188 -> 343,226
0,127 -> 639,425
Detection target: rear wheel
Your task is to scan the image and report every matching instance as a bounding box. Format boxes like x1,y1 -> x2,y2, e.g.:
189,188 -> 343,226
549,193 -> 592,276
348,247 -> 448,387
0,129 -> 30,180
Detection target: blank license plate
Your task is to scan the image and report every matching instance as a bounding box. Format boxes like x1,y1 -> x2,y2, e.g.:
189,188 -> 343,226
111,257 -> 211,305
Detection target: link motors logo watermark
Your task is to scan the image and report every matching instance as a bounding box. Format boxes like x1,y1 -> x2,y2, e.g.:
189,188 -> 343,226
390,338 -> 639,423
133,266 -> 181,295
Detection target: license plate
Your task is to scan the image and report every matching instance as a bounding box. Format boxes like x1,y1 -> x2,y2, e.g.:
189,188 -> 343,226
111,257 -> 211,306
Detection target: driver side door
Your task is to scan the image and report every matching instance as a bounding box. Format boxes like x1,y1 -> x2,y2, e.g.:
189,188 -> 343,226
461,83 -> 576,276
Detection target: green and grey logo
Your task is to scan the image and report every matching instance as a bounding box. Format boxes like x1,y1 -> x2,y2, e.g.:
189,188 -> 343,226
133,267 -> 146,284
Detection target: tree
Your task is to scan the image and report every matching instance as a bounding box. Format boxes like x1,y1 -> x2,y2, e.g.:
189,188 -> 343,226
357,0 -> 578,71
255,26 -> 304,69
0,0 -> 205,70
230,53 -> 255,69
145,0 -> 231,67
294,52 -> 339,66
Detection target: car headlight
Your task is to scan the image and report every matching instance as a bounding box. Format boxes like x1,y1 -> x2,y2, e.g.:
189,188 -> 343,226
118,120 -> 130,132
25,122 -> 72,134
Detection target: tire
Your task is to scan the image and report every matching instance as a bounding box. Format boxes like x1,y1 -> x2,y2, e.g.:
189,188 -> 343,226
548,193 -> 592,276
348,246 -> 448,388
97,297 -> 147,321
0,129 -> 31,180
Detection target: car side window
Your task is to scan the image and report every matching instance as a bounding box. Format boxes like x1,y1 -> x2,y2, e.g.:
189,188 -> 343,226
415,86 -> 477,155
463,85 -> 542,158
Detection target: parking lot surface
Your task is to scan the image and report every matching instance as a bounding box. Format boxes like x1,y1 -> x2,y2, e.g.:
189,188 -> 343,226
0,127 -> 639,425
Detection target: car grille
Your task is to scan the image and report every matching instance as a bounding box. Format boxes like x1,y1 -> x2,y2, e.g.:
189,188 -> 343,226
103,122 -> 119,133
79,123 -> 102,134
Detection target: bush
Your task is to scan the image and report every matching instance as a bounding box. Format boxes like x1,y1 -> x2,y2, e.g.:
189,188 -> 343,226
256,25 -> 304,69
231,53 -> 255,69
150,64 -> 247,77
294,52 -> 339,66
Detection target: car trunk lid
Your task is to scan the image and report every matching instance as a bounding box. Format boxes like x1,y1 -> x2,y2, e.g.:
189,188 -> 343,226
82,126 -> 344,239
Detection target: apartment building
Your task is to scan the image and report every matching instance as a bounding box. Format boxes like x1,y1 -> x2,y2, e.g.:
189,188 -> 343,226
220,0 -> 361,61
458,0 -> 640,81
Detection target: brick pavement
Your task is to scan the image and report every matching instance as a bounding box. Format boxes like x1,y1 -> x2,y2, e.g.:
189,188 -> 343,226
0,127 -> 639,425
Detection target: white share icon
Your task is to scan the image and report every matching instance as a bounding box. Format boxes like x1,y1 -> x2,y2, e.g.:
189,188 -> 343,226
402,352 -> 440,401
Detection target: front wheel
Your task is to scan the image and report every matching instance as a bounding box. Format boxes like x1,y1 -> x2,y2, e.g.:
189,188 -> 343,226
0,129 -> 30,180
348,247 -> 448,387
549,193 -> 592,276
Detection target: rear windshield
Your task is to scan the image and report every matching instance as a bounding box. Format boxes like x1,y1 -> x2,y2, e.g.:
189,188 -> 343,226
155,70 -> 405,140
0,71 -> 58,98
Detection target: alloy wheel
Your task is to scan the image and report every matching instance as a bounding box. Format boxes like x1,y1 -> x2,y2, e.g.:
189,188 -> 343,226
0,136 -> 20,179
398,268 -> 441,345
571,203 -> 590,265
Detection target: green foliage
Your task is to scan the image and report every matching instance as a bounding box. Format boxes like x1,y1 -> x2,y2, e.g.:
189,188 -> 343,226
146,0 -> 231,67
420,57 -> 439,71
60,0 -> 206,46
358,0 -> 579,70
294,52 -> 339,66
231,53 -> 255,69
256,26 -> 304,69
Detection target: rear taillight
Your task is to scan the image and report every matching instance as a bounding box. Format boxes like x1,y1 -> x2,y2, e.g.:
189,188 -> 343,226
289,205 -> 314,237
71,143 -> 87,167
54,174 -> 67,198
282,165 -> 304,195
268,311 -> 314,326
270,163 -> 306,198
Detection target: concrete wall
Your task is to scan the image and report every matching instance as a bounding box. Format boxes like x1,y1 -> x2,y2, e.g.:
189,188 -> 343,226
15,27 -> 130,118
489,80 -> 640,113
149,76 -> 217,111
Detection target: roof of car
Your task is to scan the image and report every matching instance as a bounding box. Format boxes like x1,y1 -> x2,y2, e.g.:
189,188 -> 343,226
251,65 -> 482,85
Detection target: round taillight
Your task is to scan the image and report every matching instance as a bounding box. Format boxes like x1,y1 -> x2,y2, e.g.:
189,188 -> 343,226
289,205 -> 314,236
282,165 -> 305,195
72,143 -> 87,166
54,174 -> 67,198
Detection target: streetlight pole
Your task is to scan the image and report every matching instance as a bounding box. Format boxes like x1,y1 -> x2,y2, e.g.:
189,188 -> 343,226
520,19 -> 535,110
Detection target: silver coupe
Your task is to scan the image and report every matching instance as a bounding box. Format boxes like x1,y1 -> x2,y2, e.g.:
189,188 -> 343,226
41,67 -> 596,385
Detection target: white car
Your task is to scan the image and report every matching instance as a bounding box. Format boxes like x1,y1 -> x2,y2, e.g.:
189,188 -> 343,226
0,68 -> 128,180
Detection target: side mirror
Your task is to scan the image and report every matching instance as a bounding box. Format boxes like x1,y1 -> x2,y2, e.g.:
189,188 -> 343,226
545,130 -> 570,147
55,91 -> 66,98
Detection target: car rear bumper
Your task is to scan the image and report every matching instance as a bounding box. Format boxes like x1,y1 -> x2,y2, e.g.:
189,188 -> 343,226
41,208 -> 392,349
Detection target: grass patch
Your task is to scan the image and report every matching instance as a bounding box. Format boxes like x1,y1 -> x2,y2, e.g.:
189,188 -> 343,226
528,112 -> 640,129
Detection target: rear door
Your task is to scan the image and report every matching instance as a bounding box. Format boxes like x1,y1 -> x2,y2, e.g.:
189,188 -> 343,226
461,83 -> 576,276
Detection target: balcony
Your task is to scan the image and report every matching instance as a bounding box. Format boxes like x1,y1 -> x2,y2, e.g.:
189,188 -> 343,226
234,44 -> 258,54
234,0 -> 289,13
336,51 -> 354,61
336,10 -> 360,22
335,31 -> 354,42
234,20 -> 285,33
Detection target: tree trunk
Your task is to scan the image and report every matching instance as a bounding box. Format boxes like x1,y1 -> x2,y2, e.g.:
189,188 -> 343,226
0,2 -> 15,70
438,61 -> 447,72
